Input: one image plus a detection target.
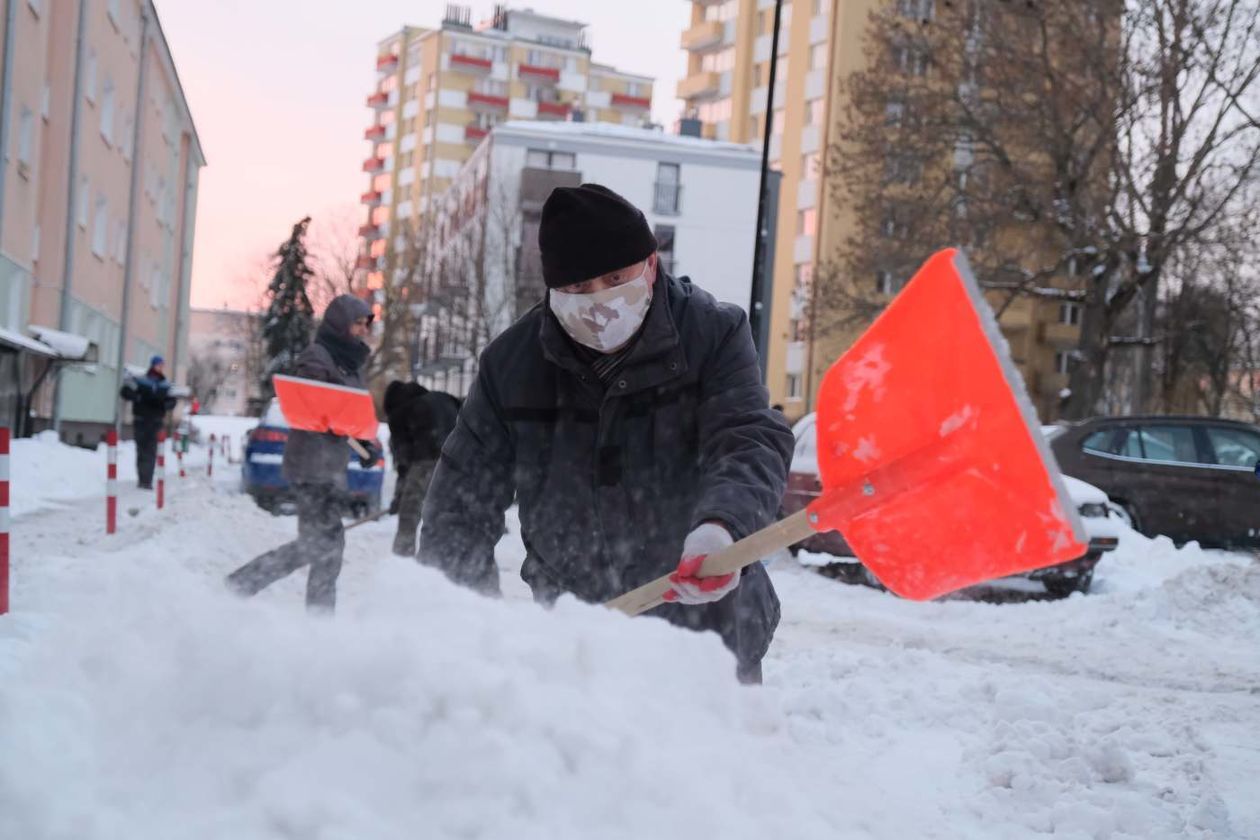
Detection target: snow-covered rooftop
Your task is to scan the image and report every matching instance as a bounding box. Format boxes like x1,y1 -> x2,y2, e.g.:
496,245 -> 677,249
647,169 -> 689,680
0,326 -> 58,358
494,120 -> 759,157
28,325 -> 93,360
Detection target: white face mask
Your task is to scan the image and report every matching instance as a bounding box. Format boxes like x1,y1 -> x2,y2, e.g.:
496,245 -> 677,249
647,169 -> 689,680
549,265 -> 653,353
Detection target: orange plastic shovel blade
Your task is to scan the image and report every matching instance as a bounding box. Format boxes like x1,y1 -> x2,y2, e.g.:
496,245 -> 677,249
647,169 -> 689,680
272,374 -> 379,440
810,249 -> 1086,600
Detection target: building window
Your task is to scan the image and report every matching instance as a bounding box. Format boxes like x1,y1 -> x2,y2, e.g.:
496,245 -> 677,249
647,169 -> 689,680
786,374 -> 803,401
27,0 -> 41,16
1059,303 -> 1082,326
16,107 -> 34,168
810,43 -> 828,71
797,208 -> 817,237
812,0 -> 827,16
801,152 -> 821,179
100,77 -> 116,145
627,81 -> 645,97
655,224 -> 676,275
92,194 -> 108,257
804,98 -> 825,126
653,163 -> 682,215
876,270 -> 896,295
525,149 -> 576,170
1054,351 -> 1071,375
772,109 -> 785,135
77,177 -> 90,226
85,51 -> 97,104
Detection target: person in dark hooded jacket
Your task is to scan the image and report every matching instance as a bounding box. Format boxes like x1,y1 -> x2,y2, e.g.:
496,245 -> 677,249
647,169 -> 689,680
119,355 -> 177,489
418,184 -> 793,683
226,294 -> 376,612
383,381 -> 461,556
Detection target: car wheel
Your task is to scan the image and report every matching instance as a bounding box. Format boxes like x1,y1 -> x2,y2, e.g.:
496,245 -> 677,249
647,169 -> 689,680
1044,567 -> 1094,598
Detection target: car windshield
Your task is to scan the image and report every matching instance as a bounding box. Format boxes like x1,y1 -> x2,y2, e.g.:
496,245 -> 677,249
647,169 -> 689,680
262,400 -> 290,429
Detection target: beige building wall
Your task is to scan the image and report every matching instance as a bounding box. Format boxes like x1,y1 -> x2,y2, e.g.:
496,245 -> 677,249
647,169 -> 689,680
187,307 -> 258,416
359,7 -> 655,290
0,0 -> 204,439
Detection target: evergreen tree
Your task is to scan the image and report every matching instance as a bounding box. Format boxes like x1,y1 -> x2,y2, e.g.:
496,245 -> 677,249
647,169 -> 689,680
260,216 -> 316,397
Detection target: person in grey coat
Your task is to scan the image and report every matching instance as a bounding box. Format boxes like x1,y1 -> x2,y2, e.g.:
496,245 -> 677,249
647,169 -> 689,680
227,294 -> 377,612
418,184 -> 793,683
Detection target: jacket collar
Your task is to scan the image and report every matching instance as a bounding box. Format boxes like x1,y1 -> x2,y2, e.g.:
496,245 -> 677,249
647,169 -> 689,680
539,273 -> 690,394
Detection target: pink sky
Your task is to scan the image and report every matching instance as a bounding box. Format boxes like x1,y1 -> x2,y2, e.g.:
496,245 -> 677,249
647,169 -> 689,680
157,0 -> 690,310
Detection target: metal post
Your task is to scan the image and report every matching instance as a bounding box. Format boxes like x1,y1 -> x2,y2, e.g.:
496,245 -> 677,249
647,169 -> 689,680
105,429 -> 118,534
156,429 -> 165,509
52,0 -> 90,433
0,426 -> 9,615
113,8 -> 151,424
748,0 -> 785,375
207,433 -> 214,477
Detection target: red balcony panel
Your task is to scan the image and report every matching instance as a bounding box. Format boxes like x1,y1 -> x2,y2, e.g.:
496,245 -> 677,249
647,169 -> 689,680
537,101 -> 571,118
611,92 -> 652,110
465,125 -> 489,142
451,53 -> 493,72
358,224 -> 379,238
467,92 -> 509,110
362,157 -> 385,172
366,91 -> 389,108
518,63 -> 560,82
377,53 -> 399,72
360,190 -> 383,206
363,124 -> 387,141
356,254 -> 378,270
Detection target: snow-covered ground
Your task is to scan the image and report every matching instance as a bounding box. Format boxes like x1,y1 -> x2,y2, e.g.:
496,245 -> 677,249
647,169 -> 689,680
0,436 -> 1256,839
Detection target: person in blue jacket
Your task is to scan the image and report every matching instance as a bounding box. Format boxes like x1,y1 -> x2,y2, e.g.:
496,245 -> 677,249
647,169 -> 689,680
119,355 -> 176,489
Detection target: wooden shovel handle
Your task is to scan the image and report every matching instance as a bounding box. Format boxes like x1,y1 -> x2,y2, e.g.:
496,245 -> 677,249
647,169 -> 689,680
346,438 -> 370,459
605,509 -> 818,616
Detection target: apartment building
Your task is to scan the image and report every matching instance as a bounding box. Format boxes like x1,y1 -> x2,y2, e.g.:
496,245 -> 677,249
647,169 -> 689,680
358,5 -> 654,298
187,307 -> 260,416
413,120 -> 762,396
679,0 -> 1088,421
0,0 -> 204,443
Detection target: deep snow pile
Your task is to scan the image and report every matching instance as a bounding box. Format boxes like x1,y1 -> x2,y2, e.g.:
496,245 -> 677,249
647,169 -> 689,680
0,455 -> 1257,839
7,432 -> 137,517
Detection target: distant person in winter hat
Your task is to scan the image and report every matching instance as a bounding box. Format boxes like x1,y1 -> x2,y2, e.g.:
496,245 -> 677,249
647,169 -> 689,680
119,355 -> 176,489
226,294 -> 378,612
419,183 -> 792,684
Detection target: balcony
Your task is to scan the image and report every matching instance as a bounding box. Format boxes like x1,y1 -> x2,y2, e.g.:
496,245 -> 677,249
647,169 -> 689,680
536,100 -> 571,119
360,190 -> 383,207
376,53 -> 399,72
465,124 -> 489,143
519,63 -> 561,83
467,91 -> 509,111
366,91 -> 389,109
362,156 -> 385,173
611,92 -> 651,110
450,53 -> 492,73
680,19 -> 724,52
363,124 -> 386,141
358,224 -> 380,239
1043,320 -> 1082,344
653,181 -> 682,216
676,71 -> 721,101
356,254 -> 378,270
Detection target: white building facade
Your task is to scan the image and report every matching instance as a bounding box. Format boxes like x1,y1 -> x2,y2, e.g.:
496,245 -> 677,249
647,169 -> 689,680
415,120 -> 762,395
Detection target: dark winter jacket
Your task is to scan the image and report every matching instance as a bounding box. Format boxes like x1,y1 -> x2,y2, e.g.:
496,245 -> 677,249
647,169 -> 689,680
384,382 -> 462,473
418,273 -> 793,668
282,295 -> 373,488
120,369 -> 176,423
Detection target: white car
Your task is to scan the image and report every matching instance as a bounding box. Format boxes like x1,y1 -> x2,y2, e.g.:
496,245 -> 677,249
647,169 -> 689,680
782,414 -> 1121,597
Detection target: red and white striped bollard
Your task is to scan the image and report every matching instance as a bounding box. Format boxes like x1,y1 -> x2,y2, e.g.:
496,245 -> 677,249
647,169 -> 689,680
157,430 -> 166,510
106,429 -> 118,535
1,427 -> 10,616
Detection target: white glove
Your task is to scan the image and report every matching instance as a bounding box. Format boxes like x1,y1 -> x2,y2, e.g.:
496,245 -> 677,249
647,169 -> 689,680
663,522 -> 740,605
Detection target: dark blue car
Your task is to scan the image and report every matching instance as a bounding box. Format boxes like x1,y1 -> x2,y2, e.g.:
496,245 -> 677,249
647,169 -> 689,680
241,399 -> 385,516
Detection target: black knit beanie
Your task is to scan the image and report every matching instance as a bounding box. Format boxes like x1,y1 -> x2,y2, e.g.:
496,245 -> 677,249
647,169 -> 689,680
538,184 -> 658,289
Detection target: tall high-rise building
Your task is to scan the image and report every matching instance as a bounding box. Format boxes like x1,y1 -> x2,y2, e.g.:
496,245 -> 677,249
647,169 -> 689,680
679,0 -> 842,414
0,0 -> 204,442
679,0 -> 1090,421
358,5 -> 654,294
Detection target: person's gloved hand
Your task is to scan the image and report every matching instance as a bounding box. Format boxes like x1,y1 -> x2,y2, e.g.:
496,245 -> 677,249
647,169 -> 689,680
663,522 -> 739,605
356,440 -> 379,468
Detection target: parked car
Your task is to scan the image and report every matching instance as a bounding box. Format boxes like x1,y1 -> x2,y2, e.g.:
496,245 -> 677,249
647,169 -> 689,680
781,413 -> 1121,597
240,399 -> 385,516
1048,415 -> 1260,549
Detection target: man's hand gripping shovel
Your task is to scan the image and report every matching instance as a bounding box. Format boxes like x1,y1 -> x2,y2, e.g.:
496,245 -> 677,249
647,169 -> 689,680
607,249 -> 1087,616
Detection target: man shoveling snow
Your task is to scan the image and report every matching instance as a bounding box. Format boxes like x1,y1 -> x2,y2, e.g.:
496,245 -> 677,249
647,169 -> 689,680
418,183 -> 794,683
